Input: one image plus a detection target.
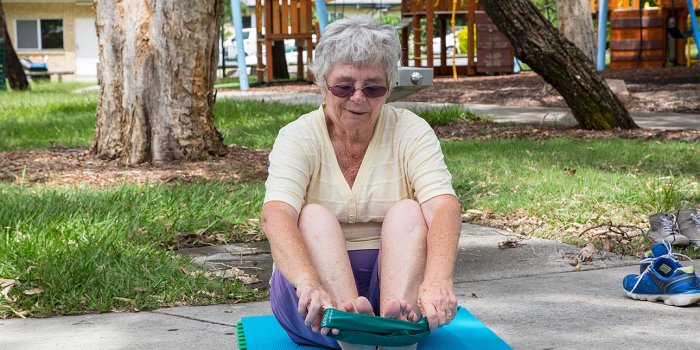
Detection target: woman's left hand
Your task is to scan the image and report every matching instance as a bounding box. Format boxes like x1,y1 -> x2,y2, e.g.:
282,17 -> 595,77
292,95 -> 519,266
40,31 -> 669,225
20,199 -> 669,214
417,278 -> 457,332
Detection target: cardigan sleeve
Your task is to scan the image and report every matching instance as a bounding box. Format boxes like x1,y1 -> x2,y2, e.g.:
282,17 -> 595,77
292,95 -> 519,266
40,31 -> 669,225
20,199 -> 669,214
403,115 -> 456,203
264,123 -> 314,214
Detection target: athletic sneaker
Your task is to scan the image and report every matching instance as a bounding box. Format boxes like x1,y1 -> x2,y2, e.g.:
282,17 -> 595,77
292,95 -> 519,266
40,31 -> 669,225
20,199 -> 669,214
677,209 -> 700,249
638,241 -> 691,273
622,255 -> 700,306
648,212 -> 688,246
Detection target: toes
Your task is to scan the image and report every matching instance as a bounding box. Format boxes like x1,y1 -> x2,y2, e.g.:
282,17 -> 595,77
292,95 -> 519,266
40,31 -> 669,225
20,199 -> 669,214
381,299 -> 402,319
355,296 -> 375,315
382,299 -> 419,322
402,302 -> 419,322
342,300 -> 356,313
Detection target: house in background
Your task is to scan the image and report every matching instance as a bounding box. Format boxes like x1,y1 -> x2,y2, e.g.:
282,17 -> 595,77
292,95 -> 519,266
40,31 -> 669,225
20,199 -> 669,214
3,0 -> 99,82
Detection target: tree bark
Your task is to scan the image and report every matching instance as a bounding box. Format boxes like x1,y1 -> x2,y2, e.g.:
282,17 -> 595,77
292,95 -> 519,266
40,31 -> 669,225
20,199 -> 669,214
0,0 -> 29,90
556,0 -> 596,63
480,0 -> 638,130
93,0 -> 226,164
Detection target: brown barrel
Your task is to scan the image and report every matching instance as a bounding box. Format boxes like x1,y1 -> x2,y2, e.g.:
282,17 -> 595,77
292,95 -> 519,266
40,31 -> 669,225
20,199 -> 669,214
475,11 -> 514,74
610,9 -> 666,68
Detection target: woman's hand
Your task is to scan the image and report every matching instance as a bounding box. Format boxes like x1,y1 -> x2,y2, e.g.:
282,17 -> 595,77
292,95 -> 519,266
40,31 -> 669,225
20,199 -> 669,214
417,278 -> 457,332
295,281 -> 335,333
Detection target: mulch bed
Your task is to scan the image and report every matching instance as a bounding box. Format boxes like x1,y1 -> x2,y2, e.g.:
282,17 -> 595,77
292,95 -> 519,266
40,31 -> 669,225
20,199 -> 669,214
1,66 -> 697,187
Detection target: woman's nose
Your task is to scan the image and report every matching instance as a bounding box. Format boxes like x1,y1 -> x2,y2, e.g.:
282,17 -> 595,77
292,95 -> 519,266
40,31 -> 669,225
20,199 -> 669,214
349,87 -> 367,102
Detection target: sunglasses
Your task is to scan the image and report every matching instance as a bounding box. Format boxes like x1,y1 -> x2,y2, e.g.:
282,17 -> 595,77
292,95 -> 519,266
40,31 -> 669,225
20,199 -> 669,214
327,84 -> 389,98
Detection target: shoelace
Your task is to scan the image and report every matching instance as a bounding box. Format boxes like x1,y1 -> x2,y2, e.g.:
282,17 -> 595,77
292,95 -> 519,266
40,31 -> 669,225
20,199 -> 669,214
630,240 -> 692,293
660,213 -> 677,237
691,211 -> 700,229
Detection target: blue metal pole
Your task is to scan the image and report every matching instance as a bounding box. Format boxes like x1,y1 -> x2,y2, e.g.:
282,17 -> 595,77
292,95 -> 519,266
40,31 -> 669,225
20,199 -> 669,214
686,0 -> 700,62
230,0 -> 249,90
597,0 -> 609,71
315,0 -> 329,33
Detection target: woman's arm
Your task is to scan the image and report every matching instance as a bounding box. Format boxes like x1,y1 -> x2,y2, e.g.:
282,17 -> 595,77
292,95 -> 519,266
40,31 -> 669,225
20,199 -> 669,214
418,194 -> 462,331
261,201 -> 334,331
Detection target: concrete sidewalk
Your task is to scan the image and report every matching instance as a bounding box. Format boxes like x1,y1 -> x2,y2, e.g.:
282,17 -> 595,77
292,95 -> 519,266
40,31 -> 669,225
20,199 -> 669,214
3,223 -> 699,349
217,90 -> 700,130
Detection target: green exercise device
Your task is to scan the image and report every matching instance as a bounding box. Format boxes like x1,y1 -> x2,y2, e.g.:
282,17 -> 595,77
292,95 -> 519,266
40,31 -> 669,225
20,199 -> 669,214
320,308 -> 431,347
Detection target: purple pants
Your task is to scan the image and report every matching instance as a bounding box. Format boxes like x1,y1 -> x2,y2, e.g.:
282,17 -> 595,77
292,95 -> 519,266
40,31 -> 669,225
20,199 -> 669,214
270,249 -> 381,349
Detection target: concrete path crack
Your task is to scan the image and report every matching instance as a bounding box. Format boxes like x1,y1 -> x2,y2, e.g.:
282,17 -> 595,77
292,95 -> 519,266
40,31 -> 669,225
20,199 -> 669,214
152,310 -> 236,327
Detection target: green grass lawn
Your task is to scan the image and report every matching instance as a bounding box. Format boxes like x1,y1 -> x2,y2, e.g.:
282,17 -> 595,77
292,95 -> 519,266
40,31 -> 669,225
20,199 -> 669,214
0,83 -> 98,151
1,82 -> 698,318
445,138 -> 698,254
1,182 -> 263,317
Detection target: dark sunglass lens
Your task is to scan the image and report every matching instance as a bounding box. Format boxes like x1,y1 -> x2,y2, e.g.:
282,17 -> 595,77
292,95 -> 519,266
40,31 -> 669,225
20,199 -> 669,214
330,85 -> 355,97
363,86 -> 388,98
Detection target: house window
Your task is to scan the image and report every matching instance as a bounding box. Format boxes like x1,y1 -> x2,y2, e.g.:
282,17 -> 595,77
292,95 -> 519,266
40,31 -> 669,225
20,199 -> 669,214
15,19 -> 64,50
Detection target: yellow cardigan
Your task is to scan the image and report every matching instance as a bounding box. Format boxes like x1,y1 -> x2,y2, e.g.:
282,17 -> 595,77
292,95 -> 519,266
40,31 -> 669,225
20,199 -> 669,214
264,104 -> 455,250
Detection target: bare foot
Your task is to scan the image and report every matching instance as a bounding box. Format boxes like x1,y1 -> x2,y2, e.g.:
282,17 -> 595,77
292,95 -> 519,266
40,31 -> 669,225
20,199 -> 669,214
332,296 -> 376,336
381,299 -> 420,323
354,296 -> 375,316
337,297 -> 377,350
379,299 -> 420,349
341,296 -> 375,315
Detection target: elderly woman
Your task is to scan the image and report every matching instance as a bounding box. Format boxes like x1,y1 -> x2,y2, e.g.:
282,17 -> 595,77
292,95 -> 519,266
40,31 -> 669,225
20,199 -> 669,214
261,16 -> 462,350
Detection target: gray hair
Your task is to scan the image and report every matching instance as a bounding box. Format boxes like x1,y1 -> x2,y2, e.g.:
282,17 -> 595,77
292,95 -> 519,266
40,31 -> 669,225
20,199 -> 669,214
310,15 -> 401,90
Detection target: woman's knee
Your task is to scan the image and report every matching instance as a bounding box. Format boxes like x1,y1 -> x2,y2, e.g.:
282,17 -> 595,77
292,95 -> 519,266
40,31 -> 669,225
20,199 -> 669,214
298,204 -> 342,240
383,200 -> 428,238
386,199 -> 424,221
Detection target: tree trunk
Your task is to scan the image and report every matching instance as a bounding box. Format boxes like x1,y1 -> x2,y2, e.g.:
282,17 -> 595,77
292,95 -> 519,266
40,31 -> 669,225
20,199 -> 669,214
271,40 -> 289,79
480,0 -> 638,130
556,0 -> 596,63
93,0 -> 226,164
0,0 -> 29,90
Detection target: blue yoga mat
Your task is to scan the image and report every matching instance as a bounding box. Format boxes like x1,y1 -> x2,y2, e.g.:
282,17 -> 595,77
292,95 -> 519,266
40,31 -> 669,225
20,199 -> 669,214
237,307 -> 511,349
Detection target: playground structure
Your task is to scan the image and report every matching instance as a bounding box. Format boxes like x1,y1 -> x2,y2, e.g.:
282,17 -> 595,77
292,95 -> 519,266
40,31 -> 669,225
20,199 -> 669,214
590,0 -> 700,68
239,0 -> 700,86
399,0 -> 514,76
245,0 -> 515,83
253,0 -> 316,82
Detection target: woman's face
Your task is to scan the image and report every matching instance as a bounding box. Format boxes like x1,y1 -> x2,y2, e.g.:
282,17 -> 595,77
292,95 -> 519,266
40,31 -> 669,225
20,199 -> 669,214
322,62 -> 389,135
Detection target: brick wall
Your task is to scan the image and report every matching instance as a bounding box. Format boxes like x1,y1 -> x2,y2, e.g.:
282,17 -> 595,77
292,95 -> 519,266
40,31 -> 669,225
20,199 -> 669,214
4,2 -> 96,81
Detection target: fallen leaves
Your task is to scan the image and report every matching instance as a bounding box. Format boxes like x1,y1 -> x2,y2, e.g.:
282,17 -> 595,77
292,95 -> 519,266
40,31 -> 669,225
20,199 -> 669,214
205,267 -> 261,285
461,208 -> 495,222
578,243 -> 598,261
0,305 -> 28,319
1,279 -> 31,319
0,145 -> 270,188
434,119 -> 700,143
22,288 -> 44,296
498,234 -> 527,249
1,279 -> 16,303
561,243 -> 609,271
166,218 -> 263,250
180,265 -> 261,285
113,297 -> 134,303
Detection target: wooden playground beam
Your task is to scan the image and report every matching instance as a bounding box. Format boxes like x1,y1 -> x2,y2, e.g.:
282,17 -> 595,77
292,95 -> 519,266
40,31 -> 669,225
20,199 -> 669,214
468,0 -> 476,75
